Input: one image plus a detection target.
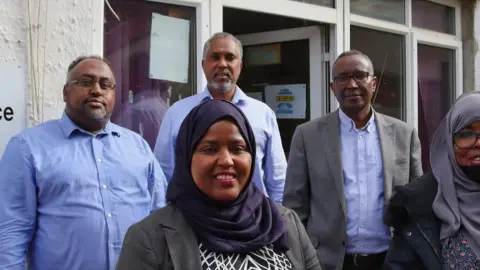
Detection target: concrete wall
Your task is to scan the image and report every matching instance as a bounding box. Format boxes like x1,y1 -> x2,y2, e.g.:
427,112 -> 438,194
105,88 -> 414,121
474,1 -> 480,90
462,0 -> 479,92
0,0 -> 102,126
0,0 -> 29,155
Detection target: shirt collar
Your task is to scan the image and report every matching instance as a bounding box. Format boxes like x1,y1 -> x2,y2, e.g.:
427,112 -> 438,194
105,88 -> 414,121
338,107 -> 376,132
58,111 -> 119,138
199,86 -> 248,105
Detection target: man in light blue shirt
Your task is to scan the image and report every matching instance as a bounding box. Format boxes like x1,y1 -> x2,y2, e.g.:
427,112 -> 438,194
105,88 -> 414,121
0,56 -> 167,270
154,32 -> 286,202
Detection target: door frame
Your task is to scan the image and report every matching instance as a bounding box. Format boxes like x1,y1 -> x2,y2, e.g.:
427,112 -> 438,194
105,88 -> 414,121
236,26 -> 327,119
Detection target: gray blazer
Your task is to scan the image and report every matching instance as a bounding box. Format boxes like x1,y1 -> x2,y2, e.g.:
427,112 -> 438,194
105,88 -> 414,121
283,110 -> 423,270
116,204 -> 322,270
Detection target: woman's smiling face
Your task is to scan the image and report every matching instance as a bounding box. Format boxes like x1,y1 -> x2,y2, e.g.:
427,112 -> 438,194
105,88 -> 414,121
190,119 -> 252,202
454,120 -> 480,167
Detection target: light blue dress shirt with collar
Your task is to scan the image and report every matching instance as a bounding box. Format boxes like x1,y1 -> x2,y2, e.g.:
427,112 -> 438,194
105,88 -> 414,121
338,109 -> 391,254
154,86 -> 287,203
0,112 -> 167,270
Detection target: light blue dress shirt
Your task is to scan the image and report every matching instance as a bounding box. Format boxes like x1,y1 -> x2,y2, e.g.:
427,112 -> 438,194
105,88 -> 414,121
154,87 -> 287,202
0,113 -> 167,270
339,109 -> 391,254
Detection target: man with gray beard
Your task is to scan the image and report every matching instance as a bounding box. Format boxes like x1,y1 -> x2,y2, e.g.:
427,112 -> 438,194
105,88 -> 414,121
0,56 -> 167,270
154,32 -> 287,202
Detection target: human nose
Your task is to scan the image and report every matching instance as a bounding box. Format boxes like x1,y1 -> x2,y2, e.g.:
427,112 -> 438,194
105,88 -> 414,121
217,56 -> 228,68
217,148 -> 234,167
474,135 -> 480,148
89,82 -> 103,96
346,76 -> 358,88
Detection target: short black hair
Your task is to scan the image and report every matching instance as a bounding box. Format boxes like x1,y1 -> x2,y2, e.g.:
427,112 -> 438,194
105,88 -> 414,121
66,55 -> 112,82
332,50 -> 374,76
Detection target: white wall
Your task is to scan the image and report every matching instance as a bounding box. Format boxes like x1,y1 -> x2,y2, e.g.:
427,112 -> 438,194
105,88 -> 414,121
0,0 -> 102,156
475,1 -> 480,90
0,0 -> 28,156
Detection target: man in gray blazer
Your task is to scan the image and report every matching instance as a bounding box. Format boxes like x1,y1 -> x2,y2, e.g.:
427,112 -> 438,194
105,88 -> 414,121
283,50 -> 423,270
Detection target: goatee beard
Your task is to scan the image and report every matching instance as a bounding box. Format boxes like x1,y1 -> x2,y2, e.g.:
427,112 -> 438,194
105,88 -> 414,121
209,81 -> 233,93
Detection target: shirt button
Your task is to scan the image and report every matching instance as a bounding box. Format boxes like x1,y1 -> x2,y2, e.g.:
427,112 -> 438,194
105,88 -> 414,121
107,213 -> 112,217
98,158 -> 102,163
102,184 -> 108,189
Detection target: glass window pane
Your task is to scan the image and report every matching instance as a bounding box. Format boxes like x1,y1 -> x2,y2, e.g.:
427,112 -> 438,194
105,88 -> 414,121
412,0 -> 455,34
289,0 -> 334,8
104,1 -> 196,150
351,0 -> 405,24
350,26 -> 405,120
417,45 -> 455,172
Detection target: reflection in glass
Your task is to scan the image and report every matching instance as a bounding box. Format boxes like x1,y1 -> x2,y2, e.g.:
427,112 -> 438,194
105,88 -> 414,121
413,0 -> 455,34
351,0 -> 405,24
350,26 -> 405,120
290,0 -> 334,8
417,45 -> 455,172
239,40 -> 311,154
104,1 -> 196,150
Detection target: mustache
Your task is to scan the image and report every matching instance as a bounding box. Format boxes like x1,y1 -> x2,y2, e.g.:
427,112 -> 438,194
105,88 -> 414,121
84,97 -> 106,105
213,71 -> 232,78
342,89 -> 362,97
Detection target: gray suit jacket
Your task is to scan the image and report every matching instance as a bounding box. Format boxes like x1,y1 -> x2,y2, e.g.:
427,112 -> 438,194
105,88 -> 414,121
282,110 -> 423,270
116,204 -> 322,270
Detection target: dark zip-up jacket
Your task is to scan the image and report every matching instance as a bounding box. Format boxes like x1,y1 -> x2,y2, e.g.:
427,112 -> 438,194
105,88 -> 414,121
383,172 -> 443,270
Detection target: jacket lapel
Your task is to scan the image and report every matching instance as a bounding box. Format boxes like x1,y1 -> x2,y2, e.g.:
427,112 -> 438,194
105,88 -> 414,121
321,110 -> 346,217
375,113 -> 396,200
162,208 -> 202,270
280,205 -> 304,270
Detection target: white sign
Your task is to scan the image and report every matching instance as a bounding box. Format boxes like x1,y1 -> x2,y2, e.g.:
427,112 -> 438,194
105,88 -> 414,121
264,84 -> 307,119
149,13 -> 190,83
0,64 -> 27,157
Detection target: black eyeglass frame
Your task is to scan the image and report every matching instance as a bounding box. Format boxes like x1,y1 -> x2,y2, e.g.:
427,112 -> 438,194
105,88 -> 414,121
333,72 -> 374,86
68,78 -> 116,91
453,131 -> 480,149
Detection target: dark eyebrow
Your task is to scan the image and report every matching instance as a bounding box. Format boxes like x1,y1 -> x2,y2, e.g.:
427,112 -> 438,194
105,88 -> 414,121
78,73 -> 96,78
230,138 -> 246,144
337,70 -> 369,75
210,52 -> 236,57
198,138 -> 246,145
79,73 -> 113,82
199,140 -> 218,145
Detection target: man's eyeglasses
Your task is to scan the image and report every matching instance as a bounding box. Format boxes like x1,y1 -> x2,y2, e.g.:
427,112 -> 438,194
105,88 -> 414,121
453,131 -> 480,149
333,72 -> 373,86
68,78 -> 116,91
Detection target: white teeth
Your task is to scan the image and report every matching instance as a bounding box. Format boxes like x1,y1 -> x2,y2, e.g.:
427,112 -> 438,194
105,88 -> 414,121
216,175 -> 234,179
474,157 -> 480,160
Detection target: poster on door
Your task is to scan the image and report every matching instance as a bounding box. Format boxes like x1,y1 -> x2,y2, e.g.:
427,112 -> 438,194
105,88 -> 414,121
264,84 -> 306,119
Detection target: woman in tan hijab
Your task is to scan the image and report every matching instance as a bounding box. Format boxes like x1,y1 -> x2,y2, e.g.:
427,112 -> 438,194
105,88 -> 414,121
383,91 -> 480,269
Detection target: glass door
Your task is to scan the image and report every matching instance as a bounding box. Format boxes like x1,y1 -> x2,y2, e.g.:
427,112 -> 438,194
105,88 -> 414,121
236,26 -> 326,157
